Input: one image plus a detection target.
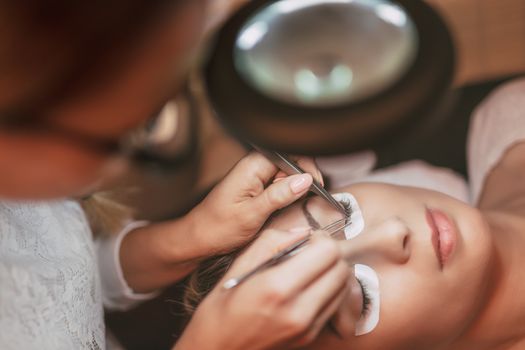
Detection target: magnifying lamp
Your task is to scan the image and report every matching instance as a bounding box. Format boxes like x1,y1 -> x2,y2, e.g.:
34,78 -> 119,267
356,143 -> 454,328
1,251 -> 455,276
204,0 -> 454,155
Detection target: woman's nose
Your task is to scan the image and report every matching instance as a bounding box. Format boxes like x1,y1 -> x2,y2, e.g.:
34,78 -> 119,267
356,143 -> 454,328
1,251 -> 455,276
339,218 -> 411,264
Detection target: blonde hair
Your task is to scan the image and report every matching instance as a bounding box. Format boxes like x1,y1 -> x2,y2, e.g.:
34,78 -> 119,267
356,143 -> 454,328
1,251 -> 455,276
182,208 -> 286,315
182,253 -> 237,315
80,190 -> 135,236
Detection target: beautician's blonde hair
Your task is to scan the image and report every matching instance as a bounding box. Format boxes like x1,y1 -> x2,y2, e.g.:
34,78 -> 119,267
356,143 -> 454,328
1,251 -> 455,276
80,190 -> 134,236
182,209 -> 285,315
183,253 -> 237,315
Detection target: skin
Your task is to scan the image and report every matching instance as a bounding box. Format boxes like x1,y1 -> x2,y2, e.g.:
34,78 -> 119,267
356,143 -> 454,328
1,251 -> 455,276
175,166 -> 525,349
181,79 -> 525,350
119,153 -> 323,293
245,135 -> 525,350
264,183 -> 494,350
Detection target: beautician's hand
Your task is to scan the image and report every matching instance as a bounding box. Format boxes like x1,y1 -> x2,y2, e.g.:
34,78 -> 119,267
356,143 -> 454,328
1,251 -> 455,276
187,152 -> 323,254
174,229 -> 351,350
117,152 -> 322,294
273,155 -> 324,186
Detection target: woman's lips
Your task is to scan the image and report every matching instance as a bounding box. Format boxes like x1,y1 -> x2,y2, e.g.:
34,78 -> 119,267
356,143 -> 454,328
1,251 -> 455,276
426,208 -> 457,268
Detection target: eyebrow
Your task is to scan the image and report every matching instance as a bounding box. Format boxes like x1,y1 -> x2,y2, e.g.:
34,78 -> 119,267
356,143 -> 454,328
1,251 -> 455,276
301,198 -> 321,230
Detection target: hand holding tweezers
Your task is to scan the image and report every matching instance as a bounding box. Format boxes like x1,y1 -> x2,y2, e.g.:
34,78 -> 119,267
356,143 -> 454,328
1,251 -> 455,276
223,217 -> 351,290
252,146 -> 347,216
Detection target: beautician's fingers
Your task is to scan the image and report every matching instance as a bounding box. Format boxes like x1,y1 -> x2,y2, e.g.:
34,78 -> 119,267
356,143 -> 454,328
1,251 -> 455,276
330,284 -> 356,339
294,156 -> 324,186
221,232 -> 345,313
221,151 -> 314,217
186,152 -> 314,253
223,228 -> 311,279
292,280 -> 350,347
218,151 -> 288,195
274,156 -> 324,186
254,234 -> 343,295
289,260 -> 350,339
230,151 -> 284,188
252,172 -> 313,218
180,230 -> 351,350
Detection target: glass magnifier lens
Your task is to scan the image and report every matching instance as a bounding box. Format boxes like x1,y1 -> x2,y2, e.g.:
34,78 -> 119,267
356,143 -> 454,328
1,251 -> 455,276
234,0 -> 418,107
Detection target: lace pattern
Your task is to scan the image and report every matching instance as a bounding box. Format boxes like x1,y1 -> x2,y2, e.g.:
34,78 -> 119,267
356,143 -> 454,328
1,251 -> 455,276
0,200 -> 105,350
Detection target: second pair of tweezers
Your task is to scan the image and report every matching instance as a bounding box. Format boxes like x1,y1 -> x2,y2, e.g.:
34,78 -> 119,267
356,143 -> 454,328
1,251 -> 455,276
223,217 -> 351,289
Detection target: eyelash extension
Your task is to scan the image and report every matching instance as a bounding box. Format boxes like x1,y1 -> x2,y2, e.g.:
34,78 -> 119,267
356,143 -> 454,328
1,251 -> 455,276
338,199 -> 353,229
338,198 -> 353,217
357,278 -> 372,316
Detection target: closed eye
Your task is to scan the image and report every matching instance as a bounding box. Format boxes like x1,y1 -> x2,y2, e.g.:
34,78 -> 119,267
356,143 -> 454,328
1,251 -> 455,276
354,264 -> 380,336
357,277 -> 372,316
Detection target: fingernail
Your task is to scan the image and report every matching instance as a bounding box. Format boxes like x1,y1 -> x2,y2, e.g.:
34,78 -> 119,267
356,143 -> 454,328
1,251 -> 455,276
290,174 -> 312,194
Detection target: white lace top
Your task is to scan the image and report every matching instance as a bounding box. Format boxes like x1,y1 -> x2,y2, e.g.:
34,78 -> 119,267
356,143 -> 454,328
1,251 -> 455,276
0,199 -> 153,350
0,200 -> 104,349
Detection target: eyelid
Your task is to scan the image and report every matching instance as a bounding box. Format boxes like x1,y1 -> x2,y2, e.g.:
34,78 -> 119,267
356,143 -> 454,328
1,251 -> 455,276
356,278 -> 371,316
354,264 -> 380,336
333,192 -> 365,240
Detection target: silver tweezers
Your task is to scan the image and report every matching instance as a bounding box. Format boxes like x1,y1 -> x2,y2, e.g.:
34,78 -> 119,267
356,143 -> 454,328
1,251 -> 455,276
252,147 -> 348,216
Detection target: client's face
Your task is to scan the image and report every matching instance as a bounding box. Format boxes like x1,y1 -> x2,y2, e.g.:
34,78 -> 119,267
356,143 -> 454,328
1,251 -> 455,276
265,183 -> 494,350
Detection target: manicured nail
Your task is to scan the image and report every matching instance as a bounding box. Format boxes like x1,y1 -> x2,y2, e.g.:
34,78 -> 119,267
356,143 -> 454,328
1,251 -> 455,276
290,174 -> 312,194
318,174 -> 325,187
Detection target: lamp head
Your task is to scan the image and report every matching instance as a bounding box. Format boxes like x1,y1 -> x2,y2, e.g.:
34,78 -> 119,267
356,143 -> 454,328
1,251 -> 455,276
204,0 -> 454,155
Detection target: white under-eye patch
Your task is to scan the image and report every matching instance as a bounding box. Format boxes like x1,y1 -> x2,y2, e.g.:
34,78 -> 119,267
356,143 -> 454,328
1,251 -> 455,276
354,264 -> 381,336
333,192 -> 364,239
